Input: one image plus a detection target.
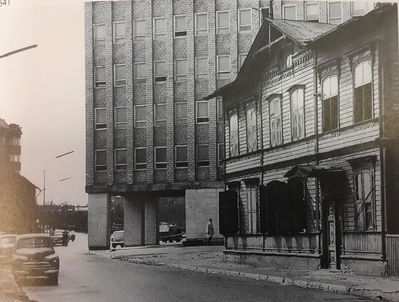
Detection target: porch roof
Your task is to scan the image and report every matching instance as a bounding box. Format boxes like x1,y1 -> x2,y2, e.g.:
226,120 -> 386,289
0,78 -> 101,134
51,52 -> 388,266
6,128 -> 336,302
284,165 -> 345,179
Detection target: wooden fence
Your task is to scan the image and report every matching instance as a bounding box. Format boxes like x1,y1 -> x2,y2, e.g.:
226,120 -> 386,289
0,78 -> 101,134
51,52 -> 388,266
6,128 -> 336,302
386,234 -> 399,277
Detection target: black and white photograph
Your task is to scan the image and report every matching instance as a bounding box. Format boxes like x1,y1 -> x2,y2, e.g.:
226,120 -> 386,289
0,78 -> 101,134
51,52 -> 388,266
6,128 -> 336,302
1,0 -> 399,301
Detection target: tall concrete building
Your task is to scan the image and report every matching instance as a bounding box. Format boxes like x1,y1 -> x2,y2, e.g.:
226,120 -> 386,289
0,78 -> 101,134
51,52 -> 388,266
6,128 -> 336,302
85,0 -> 374,249
0,118 -> 22,173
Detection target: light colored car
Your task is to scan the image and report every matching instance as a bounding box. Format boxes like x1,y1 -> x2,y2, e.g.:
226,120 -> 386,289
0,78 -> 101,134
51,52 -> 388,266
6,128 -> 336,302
12,234 -> 59,285
51,230 -> 69,246
0,235 -> 16,265
110,230 -> 124,249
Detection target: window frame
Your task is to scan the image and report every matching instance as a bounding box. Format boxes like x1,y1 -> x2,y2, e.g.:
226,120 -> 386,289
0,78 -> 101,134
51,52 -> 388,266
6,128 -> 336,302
175,101 -> 187,124
321,74 -> 339,132
282,4 -> 297,20
95,149 -> 107,171
153,17 -> 166,37
229,110 -> 239,157
216,10 -> 230,34
238,53 -> 247,70
269,96 -> 283,148
134,62 -> 146,80
113,21 -> 125,44
290,86 -> 305,141
114,106 -> 127,129
328,1 -> 342,24
238,8 -> 252,32
351,1 -> 372,17
154,60 -> 167,83
114,148 -> 127,171
196,144 -> 210,167
246,185 -> 258,234
113,64 -> 126,87
93,23 -> 106,45
195,12 -> 208,36
246,101 -> 258,153
195,57 -> 208,78
154,146 -> 167,169
352,59 -> 373,123
217,55 -> 230,78
94,66 -> 106,88
217,97 -> 223,122
196,100 -> 209,124
134,105 -> 146,128
175,58 -> 188,81
305,2 -> 319,21
175,145 -> 188,168
217,142 -> 224,167
134,147 -> 147,170
174,15 -> 187,38
95,108 -> 107,130
154,103 -> 167,123
133,19 -> 146,41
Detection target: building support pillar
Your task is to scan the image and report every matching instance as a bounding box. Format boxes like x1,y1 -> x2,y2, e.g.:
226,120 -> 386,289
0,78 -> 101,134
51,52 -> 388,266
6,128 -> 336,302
144,198 -> 158,245
124,198 -> 143,246
88,193 -> 111,250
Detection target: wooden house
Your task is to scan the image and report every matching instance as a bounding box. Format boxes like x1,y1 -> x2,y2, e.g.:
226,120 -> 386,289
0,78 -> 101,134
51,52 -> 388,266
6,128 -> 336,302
207,3 -> 399,276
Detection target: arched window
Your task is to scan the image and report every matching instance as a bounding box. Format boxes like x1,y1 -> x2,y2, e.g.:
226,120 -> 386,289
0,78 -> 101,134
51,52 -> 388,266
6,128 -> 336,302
322,75 -> 339,132
269,97 -> 282,147
353,60 -> 372,123
229,111 -> 239,157
291,88 -> 305,141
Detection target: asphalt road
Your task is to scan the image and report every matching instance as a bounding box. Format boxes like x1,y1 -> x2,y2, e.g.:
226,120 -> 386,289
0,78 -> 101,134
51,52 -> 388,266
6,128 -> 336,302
23,233 -> 372,302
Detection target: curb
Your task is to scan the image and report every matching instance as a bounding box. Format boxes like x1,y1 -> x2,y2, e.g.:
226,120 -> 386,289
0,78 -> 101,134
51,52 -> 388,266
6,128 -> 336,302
108,255 -> 399,302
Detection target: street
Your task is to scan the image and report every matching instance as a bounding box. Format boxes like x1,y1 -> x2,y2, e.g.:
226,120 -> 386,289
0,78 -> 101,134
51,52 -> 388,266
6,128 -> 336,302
23,233 -> 372,302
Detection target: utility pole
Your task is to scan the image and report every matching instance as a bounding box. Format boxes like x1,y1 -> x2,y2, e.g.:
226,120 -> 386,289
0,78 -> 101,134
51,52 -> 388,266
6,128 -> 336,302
43,170 -> 46,206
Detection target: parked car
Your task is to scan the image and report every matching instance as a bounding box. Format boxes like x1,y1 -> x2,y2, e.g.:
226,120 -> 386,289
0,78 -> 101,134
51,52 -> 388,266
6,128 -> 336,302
12,234 -> 59,285
51,230 -> 69,246
0,235 -> 17,265
110,230 -> 124,249
159,222 -> 183,243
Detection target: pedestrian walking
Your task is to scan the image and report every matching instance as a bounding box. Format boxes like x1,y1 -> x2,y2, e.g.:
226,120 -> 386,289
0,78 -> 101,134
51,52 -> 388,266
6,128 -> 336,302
205,218 -> 214,246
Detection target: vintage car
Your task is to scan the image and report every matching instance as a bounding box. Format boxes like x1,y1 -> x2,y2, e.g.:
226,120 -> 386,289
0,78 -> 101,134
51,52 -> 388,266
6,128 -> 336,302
110,230 -> 124,249
12,234 -> 59,285
0,234 -> 17,265
51,230 -> 69,246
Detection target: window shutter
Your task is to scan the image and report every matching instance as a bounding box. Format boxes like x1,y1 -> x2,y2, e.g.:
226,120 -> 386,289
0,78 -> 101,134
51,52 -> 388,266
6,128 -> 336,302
219,191 -> 238,236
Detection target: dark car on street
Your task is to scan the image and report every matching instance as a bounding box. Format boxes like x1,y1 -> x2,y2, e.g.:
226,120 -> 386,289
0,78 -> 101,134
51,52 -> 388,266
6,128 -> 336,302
0,234 -> 17,265
110,230 -> 124,249
12,234 -> 60,285
51,230 -> 69,246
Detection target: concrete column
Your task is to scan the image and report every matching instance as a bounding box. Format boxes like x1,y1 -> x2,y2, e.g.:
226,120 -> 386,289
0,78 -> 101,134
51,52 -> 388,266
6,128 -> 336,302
144,198 -> 158,245
88,193 -> 111,250
124,198 -> 143,246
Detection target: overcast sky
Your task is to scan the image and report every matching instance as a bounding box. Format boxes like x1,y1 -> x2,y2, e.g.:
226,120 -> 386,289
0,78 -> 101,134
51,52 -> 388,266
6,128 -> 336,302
0,0 -> 87,205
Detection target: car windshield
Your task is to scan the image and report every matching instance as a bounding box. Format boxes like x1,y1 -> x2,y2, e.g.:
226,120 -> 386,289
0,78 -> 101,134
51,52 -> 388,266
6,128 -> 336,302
17,237 -> 52,248
54,231 -> 64,236
0,236 -> 15,246
113,231 -> 123,239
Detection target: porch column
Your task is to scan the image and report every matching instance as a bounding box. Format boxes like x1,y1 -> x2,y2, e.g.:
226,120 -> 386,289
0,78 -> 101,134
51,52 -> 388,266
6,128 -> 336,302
124,198 -> 143,246
88,193 -> 111,250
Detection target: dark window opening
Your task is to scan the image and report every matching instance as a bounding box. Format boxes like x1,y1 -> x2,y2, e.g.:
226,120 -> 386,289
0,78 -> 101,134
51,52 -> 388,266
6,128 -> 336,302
322,96 -> 338,132
175,31 -> 187,37
155,76 -> 167,82
354,83 -> 372,123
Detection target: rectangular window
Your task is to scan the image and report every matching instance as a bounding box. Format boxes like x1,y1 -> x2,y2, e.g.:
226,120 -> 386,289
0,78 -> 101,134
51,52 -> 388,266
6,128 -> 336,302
217,143 -> 224,166
95,108 -> 106,130
322,75 -> 339,132
196,101 -> 209,123
155,103 -> 166,122
217,97 -> 223,122
217,55 -> 230,78
216,11 -> 230,34
134,62 -> 146,80
114,149 -> 127,170
114,64 -> 126,87
261,7 -> 270,21
247,186 -> 257,234
283,5 -> 297,20
229,111 -> 239,157
134,105 -> 146,128
238,53 -> 247,69
154,61 -> 167,82
196,57 -> 208,78
114,107 -> 126,129
246,102 -> 257,153
196,144 -> 209,167
238,9 -> 252,32
175,102 -> 187,124
352,1 -> 372,16
135,148 -> 146,170
154,17 -> 166,37
174,15 -> 187,37
175,59 -> 187,81
305,3 -> 319,21
113,21 -> 125,44
195,13 -> 208,36
155,147 -> 167,169
175,145 -> 188,168
95,66 -> 106,88
354,60 -> 372,123
93,24 -> 105,44
95,150 -> 106,171
328,2 -> 342,24
269,97 -> 282,147
291,88 -> 305,141
133,20 -> 146,41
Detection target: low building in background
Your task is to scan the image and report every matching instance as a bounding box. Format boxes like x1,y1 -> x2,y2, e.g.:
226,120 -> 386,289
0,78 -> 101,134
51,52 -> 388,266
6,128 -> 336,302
211,4 -> 399,276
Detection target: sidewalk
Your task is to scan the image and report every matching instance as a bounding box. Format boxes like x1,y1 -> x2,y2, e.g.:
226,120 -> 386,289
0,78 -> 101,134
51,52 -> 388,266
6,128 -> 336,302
0,266 -> 29,302
92,244 -> 399,301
